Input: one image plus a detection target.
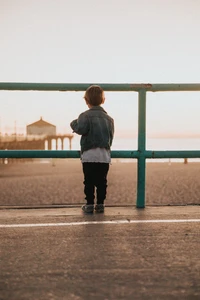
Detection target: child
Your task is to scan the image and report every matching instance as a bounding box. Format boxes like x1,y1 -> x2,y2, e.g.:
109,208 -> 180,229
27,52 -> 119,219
70,85 -> 114,213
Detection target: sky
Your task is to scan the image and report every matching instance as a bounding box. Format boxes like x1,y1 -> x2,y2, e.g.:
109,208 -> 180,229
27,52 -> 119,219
0,0 -> 200,140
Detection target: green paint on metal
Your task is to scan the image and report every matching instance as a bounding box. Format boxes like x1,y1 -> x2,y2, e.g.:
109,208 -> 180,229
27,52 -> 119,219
145,150 -> 200,158
1,150 -> 200,159
1,82 -> 200,92
137,156 -> 146,208
137,89 -> 147,208
0,150 -> 139,159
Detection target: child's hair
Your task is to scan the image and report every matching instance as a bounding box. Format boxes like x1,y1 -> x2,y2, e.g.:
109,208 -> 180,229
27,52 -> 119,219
84,85 -> 104,106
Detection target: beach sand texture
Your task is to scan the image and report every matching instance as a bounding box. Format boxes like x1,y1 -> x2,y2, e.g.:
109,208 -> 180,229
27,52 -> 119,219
0,159 -> 200,206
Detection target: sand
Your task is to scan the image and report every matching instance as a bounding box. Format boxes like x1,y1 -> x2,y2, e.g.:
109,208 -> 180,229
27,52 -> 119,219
0,159 -> 200,206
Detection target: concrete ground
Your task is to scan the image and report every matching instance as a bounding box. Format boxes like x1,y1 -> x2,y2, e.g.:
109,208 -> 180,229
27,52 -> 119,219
0,206 -> 200,300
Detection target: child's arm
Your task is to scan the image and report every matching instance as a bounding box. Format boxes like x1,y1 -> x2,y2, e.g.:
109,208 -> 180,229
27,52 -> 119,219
110,119 -> 115,146
70,113 -> 89,135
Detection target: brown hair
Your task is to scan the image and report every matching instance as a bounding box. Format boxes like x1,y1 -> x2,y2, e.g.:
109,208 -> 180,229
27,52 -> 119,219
84,85 -> 105,106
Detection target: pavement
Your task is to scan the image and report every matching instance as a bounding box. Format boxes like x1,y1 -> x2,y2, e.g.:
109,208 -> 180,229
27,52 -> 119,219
0,205 -> 200,300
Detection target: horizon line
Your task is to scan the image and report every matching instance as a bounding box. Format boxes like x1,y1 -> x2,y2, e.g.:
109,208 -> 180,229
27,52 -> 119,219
0,132 -> 199,140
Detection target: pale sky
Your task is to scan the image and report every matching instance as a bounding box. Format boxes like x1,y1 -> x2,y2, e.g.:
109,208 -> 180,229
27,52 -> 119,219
0,0 -> 200,139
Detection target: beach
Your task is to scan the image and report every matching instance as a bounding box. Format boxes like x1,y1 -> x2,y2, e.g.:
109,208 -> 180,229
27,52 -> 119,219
0,159 -> 199,207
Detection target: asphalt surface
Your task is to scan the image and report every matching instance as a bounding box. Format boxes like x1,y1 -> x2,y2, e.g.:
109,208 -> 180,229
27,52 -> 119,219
0,206 -> 200,300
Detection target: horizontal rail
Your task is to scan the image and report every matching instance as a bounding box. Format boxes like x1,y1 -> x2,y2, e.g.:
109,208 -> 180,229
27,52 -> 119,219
145,150 -> 200,159
0,150 -> 138,159
1,150 -> 200,159
1,82 -> 200,92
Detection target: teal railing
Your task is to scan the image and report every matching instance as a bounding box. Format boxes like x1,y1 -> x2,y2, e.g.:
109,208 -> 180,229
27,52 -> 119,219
0,82 -> 200,208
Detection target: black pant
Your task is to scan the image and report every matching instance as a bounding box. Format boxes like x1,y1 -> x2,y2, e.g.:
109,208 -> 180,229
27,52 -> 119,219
82,163 -> 109,205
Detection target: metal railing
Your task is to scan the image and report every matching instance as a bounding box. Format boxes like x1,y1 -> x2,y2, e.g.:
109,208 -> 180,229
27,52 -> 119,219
1,82 -> 200,208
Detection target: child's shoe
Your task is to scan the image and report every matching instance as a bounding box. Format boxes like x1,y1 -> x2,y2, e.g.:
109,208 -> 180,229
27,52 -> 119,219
81,204 -> 94,214
94,204 -> 104,213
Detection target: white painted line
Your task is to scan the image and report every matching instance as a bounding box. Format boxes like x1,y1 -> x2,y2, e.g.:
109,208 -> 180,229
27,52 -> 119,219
0,219 -> 200,228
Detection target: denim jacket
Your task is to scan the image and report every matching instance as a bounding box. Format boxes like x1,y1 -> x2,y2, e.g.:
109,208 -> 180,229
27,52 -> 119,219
70,106 -> 114,153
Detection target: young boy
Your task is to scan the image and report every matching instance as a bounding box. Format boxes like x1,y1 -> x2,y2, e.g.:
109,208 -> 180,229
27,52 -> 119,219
70,85 -> 114,213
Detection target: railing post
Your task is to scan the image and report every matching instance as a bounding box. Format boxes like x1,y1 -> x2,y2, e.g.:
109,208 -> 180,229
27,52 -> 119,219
137,89 -> 146,208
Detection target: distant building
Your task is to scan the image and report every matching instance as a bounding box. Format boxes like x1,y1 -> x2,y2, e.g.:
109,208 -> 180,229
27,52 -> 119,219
26,117 -> 56,136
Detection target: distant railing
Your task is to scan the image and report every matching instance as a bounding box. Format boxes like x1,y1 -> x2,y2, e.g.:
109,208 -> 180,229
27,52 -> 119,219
0,134 -> 47,142
1,82 -> 200,208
